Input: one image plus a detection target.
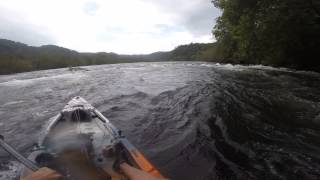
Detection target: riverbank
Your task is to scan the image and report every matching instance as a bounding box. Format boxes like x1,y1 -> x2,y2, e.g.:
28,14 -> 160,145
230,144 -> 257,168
1,39 -> 319,75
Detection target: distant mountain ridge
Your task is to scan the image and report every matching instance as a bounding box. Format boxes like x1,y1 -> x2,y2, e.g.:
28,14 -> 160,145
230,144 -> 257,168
0,39 -> 217,74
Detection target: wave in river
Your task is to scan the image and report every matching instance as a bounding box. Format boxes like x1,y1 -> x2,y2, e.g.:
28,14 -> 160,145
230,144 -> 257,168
0,62 -> 320,179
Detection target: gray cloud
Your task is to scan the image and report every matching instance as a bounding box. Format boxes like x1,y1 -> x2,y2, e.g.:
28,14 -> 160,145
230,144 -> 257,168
0,8 -> 56,46
144,0 -> 220,37
181,1 -> 220,36
0,0 -> 220,52
83,1 -> 100,16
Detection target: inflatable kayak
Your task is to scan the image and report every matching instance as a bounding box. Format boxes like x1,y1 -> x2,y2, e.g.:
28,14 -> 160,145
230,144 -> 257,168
20,96 -> 163,179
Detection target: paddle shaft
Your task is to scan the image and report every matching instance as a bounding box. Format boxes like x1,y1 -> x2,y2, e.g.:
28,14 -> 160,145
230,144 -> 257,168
0,135 -> 39,171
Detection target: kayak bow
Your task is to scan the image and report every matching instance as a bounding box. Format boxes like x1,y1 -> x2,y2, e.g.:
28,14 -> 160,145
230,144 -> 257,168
20,96 -> 164,179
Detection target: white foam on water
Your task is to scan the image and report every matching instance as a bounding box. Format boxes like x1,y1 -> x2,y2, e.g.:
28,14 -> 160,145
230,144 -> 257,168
214,63 -> 245,71
0,73 -> 87,87
249,64 -> 290,72
2,101 -> 25,107
0,160 -> 20,180
199,63 -> 216,67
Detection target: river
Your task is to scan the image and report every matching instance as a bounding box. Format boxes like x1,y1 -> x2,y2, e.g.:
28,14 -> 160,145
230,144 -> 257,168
0,62 -> 320,179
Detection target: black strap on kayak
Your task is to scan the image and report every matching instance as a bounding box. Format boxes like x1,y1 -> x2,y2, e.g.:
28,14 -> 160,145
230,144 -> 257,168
0,135 -> 39,171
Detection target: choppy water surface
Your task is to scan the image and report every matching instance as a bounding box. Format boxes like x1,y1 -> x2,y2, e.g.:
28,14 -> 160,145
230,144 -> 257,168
0,62 -> 320,179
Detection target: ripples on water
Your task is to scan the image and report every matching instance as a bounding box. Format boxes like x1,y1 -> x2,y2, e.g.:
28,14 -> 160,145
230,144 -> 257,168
0,62 -> 320,179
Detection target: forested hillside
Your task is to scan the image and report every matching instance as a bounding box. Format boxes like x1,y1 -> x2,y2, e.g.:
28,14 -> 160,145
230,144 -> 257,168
142,43 -> 220,62
212,0 -> 320,71
2,0 -> 320,76
169,43 -> 219,62
0,39 -> 218,74
0,39 -> 160,74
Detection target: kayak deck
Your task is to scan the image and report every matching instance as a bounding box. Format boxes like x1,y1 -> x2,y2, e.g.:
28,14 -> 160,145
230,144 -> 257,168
20,96 -> 164,179
42,114 -> 114,162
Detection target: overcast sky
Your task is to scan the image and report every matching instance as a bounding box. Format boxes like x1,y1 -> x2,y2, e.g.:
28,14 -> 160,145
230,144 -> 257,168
0,0 -> 220,54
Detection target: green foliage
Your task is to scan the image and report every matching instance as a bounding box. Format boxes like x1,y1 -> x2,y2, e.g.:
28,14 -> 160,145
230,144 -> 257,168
212,0 -> 320,71
3,0 -> 320,76
0,39 -> 223,74
169,43 -> 219,62
0,39 -> 158,74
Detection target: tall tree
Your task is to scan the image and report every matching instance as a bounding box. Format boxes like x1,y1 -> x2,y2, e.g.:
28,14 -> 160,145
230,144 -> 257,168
212,0 -> 320,70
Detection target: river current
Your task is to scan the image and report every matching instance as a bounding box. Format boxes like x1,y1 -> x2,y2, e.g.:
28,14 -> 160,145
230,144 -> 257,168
0,62 -> 320,179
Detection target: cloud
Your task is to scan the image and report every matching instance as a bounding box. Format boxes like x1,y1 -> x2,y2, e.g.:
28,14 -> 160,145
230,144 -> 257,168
142,0 -> 220,36
0,0 -> 220,54
181,1 -> 219,36
83,1 -> 100,16
0,7 -> 56,46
